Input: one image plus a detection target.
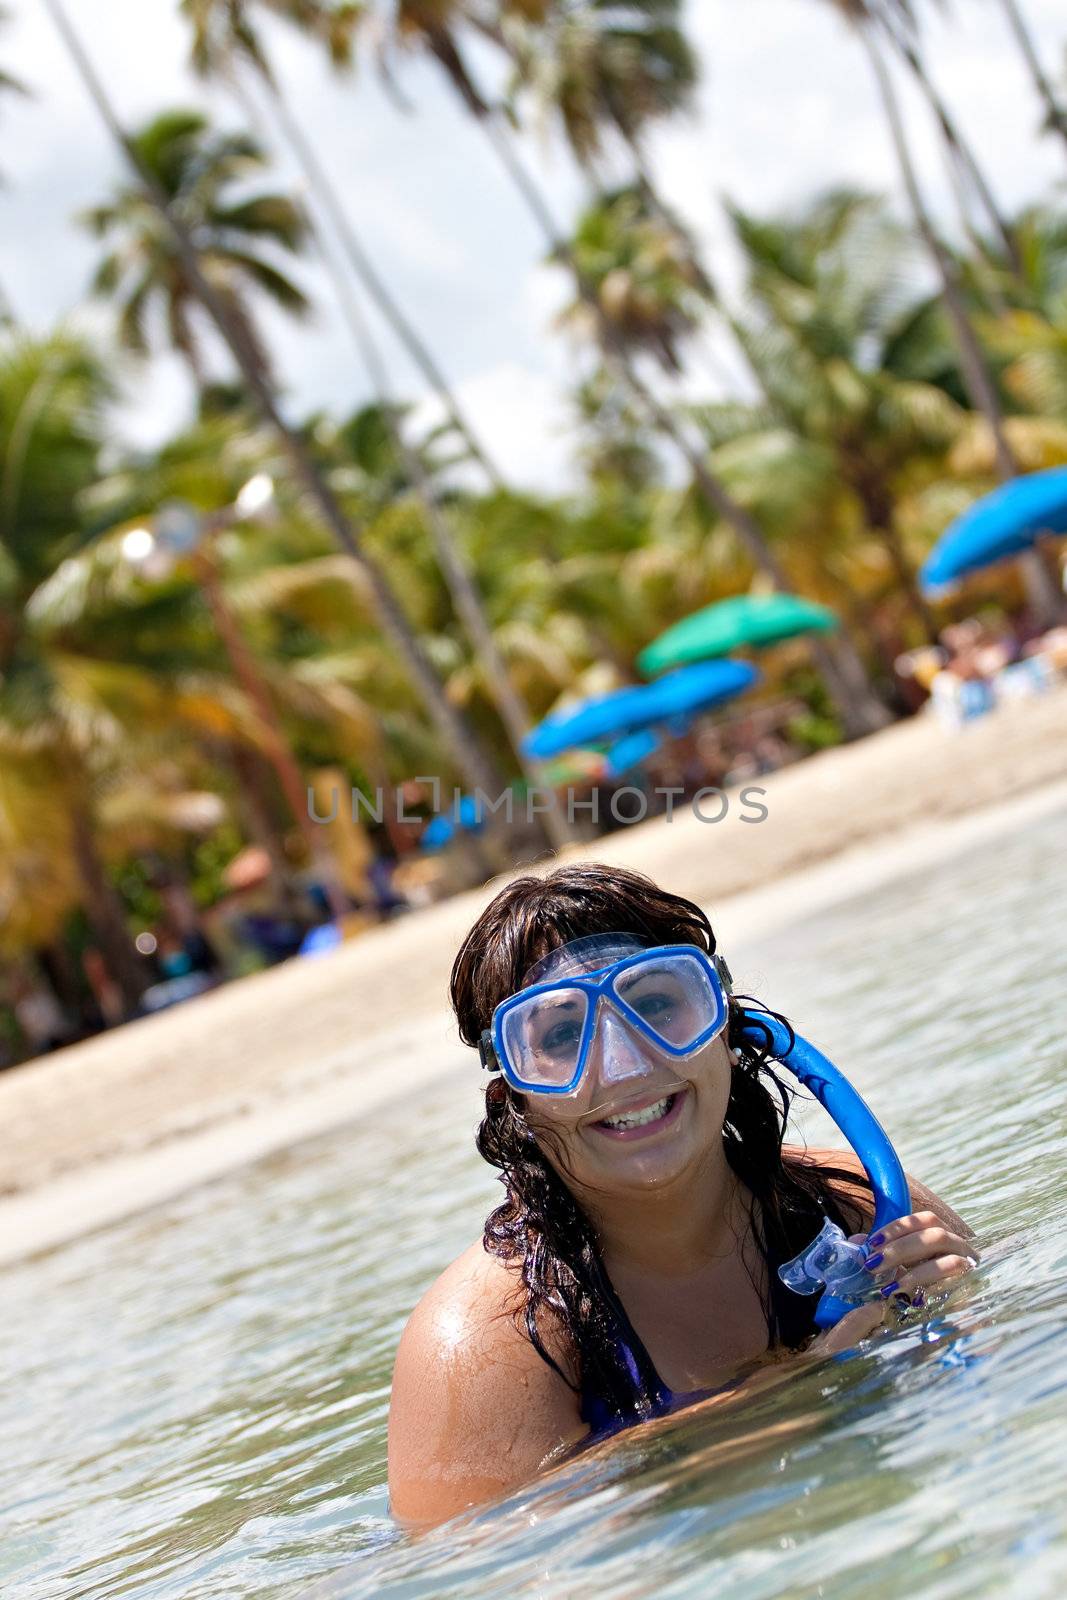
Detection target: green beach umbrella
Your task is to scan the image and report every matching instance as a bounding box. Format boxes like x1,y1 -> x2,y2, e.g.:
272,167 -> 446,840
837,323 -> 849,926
637,593 -> 838,676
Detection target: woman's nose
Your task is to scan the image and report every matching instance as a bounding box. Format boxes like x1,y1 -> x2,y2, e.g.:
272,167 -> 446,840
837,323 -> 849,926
587,1003 -> 657,1087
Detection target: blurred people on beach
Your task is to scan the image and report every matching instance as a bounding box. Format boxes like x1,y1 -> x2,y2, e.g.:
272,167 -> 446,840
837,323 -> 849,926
9,968 -> 75,1058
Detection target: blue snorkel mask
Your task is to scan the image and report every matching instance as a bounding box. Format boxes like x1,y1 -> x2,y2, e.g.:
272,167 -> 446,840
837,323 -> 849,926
479,933 -> 911,1330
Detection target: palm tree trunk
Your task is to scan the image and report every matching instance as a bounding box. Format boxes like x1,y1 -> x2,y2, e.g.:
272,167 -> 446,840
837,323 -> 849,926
842,456 -> 938,639
859,25 -> 1018,483
248,60 -> 504,488
193,543 -> 350,916
477,109 -> 888,737
883,22 -> 1022,272
879,522 -> 941,640
618,119 -> 938,646
996,0 -> 1067,157
234,71 -> 576,850
617,127 -> 759,393
225,738 -> 306,912
862,26 -> 1064,627
44,0 -> 512,829
227,62 -> 565,833
37,941 -> 97,1034
67,791 -> 151,1012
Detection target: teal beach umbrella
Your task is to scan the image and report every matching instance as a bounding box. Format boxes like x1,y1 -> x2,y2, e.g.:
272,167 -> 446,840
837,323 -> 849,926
638,593 -> 838,676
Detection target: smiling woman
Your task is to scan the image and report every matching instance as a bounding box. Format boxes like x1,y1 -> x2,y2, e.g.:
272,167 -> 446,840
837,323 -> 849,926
386,863 -> 975,1528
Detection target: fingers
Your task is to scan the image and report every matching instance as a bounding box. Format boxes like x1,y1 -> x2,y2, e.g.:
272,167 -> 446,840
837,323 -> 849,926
866,1211 -> 976,1253
888,1254 -> 976,1303
857,1212 -> 979,1309
864,1212 -> 977,1274
811,1301 -> 887,1354
863,1224 -> 975,1279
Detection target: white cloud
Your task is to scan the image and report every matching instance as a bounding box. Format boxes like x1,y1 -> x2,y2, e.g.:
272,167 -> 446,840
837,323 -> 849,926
414,358 -> 580,493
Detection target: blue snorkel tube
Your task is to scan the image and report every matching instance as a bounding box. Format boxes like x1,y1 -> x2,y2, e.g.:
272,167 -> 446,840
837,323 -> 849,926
739,1011 -> 912,1329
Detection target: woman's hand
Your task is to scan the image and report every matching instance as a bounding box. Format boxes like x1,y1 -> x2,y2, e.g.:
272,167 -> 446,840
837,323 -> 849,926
860,1209 -> 979,1307
809,1299 -> 888,1353
807,1210 -> 978,1356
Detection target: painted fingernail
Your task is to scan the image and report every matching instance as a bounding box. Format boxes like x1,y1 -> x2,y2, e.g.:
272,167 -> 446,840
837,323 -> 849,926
867,1232 -> 885,1248
864,1252 -> 884,1272
879,1280 -> 900,1298
912,1290 -> 926,1309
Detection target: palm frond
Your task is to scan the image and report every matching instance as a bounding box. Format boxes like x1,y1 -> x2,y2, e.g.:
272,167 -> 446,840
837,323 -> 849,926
224,552 -> 373,624
213,249 -> 312,314
212,193 -> 309,250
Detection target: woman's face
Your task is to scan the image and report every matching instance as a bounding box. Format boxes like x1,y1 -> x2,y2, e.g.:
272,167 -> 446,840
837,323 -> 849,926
520,1003 -> 734,1203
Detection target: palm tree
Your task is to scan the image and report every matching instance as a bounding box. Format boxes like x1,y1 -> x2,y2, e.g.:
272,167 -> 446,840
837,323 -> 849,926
558,185 -> 712,374
500,0 -> 698,177
715,190 -> 968,639
991,207 -> 1067,423
818,6 -> 1018,465
572,366 -> 659,494
180,0 -> 501,484
46,0 -> 515,823
356,2 -> 889,733
92,405 -> 481,867
876,9 -> 1020,273
503,2 -> 949,620
80,108 -> 311,389
995,0 -> 1067,158
815,7 -> 1067,622
176,5 -> 582,845
0,332 -> 223,1006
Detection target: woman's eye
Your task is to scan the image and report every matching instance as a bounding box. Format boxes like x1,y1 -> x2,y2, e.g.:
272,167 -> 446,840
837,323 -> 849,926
540,1021 -> 581,1056
634,991 -> 673,1018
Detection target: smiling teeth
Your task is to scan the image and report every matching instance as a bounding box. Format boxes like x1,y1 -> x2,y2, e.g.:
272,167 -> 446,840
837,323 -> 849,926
601,1095 -> 672,1130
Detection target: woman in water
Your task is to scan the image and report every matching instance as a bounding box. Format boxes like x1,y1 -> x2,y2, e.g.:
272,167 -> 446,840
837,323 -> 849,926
388,864 -> 975,1526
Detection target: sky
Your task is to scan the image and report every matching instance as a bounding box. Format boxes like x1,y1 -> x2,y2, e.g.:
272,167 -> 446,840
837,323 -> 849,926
1,0 -> 1065,491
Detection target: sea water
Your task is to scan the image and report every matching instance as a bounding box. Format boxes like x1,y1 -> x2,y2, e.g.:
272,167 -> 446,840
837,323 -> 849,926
3,805 -> 1066,1600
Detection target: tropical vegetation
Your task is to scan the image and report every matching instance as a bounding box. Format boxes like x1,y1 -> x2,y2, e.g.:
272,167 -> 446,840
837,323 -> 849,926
2,0 -> 1066,1058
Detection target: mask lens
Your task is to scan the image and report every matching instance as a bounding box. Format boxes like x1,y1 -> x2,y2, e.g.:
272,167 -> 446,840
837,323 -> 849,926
500,987 -> 590,1088
612,953 -> 722,1051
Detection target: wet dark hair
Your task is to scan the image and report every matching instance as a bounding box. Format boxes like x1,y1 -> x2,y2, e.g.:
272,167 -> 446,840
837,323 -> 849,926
450,862 -> 870,1423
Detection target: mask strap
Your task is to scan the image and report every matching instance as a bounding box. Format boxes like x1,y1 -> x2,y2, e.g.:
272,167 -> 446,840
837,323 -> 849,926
479,1029 -> 500,1074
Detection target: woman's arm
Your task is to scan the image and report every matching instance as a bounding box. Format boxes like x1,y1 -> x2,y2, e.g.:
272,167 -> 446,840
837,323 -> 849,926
387,1245 -> 587,1528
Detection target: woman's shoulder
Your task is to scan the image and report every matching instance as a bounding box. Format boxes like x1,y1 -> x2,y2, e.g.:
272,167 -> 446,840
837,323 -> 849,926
387,1240 -> 585,1527
429,1235 -> 523,1299
398,1238 -> 589,1360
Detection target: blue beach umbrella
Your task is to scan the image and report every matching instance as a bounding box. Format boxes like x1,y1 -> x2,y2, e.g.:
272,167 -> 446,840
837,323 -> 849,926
921,466 -> 1067,593
298,921 -> 344,958
420,793 -> 487,852
604,729 -> 662,779
523,660 -> 760,760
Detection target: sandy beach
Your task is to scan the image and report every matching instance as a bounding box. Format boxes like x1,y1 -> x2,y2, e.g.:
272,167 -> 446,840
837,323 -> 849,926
3,685 -> 1066,1268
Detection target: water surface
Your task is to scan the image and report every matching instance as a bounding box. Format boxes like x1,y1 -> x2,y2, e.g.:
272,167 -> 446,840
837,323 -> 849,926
4,807 -> 1066,1599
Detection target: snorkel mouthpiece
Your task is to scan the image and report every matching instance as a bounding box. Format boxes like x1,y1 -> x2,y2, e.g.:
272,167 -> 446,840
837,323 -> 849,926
778,1218 -> 877,1304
